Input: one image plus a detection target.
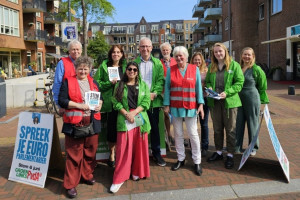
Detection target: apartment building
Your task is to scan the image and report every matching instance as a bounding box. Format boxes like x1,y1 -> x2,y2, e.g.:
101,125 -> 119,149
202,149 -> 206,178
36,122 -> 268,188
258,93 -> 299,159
192,0 -> 300,80
0,0 -> 65,79
88,17 -> 196,59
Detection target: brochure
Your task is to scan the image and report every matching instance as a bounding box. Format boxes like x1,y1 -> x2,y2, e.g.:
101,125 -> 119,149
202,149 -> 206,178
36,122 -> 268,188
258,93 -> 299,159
125,113 -> 144,131
84,91 -> 101,110
107,67 -> 120,81
205,87 -> 221,100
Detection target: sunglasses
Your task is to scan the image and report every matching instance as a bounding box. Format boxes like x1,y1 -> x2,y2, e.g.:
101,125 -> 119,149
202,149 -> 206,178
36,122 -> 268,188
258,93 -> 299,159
127,68 -> 138,72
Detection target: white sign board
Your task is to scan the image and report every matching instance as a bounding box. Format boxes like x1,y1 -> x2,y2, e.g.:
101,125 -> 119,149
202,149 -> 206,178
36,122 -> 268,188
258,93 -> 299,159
9,112 -> 54,188
61,22 -> 78,42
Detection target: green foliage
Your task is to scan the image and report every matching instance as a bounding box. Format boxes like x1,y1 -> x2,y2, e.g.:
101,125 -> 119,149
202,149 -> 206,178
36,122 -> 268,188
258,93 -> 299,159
87,32 -> 110,67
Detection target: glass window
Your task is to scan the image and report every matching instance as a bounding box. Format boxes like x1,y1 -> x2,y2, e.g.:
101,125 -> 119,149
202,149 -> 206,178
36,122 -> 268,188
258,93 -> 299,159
259,4 -> 264,20
272,0 -> 282,14
161,34 -> 164,42
185,34 -> 189,41
127,26 -> 134,34
103,26 -> 111,35
36,12 -> 40,17
136,35 -> 140,43
91,26 -> 100,35
225,17 -> 229,31
140,25 -> 146,33
0,6 -> 20,36
7,0 -> 18,3
185,23 -> 188,31
151,24 -> 158,33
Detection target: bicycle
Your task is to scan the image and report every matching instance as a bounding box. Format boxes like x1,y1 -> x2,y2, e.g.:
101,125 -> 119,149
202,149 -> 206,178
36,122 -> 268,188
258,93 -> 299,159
44,75 -> 60,117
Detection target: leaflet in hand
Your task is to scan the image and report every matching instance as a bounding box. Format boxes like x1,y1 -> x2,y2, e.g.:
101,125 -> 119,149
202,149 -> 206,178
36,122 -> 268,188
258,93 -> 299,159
84,91 -> 101,110
125,113 -> 145,131
205,87 -> 221,100
108,67 -> 120,81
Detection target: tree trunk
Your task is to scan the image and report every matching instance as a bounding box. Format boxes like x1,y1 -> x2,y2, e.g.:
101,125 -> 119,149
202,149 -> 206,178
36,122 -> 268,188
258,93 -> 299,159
81,0 -> 87,56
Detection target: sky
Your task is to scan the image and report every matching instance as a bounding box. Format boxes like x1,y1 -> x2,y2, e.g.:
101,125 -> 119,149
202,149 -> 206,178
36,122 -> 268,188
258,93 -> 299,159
105,0 -> 197,24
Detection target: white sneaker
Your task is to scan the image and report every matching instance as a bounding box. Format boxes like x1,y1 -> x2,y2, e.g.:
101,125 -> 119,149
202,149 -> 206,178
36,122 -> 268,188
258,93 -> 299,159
250,150 -> 256,156
110,182 -> 124,193
132,175 -> 140,181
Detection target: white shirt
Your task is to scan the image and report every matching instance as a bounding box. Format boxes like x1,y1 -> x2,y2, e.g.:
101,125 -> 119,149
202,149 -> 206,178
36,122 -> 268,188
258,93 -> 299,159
139,57 -> 153,90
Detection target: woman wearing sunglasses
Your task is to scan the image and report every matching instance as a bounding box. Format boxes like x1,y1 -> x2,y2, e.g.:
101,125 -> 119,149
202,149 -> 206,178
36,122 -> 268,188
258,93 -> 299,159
110,62 -> 151,193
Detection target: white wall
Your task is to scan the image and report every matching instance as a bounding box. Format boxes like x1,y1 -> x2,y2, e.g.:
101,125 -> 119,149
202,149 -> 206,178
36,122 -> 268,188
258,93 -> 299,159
5,74 -> 50,108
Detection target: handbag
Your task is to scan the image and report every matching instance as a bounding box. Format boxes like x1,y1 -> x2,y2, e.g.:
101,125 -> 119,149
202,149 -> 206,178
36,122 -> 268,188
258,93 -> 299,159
72,122 -> 95,138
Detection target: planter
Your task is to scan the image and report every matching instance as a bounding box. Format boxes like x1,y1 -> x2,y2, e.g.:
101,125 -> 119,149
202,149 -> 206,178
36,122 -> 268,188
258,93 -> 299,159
272,69 -> 281,81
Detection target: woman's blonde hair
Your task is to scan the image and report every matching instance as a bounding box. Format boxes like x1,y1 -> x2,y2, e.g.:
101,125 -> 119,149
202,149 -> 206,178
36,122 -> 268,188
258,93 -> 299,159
210,43 -> 231,73
190,52 -> 207,73
240,47 -> 256,68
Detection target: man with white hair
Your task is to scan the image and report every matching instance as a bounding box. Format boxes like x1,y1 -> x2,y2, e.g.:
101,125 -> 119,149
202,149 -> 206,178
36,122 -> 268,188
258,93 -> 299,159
53,40 -> 82,105
134,37 -> 166,167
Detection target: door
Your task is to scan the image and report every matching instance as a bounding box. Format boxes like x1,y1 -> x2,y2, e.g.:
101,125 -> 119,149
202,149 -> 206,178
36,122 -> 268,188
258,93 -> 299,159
294,42 -> 300,80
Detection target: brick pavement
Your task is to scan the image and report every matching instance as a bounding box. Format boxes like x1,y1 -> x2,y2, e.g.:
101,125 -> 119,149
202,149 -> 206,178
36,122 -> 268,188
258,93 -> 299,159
0,80 -> 299,199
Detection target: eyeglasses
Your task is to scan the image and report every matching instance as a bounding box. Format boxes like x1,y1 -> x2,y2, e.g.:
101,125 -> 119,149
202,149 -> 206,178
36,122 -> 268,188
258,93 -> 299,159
139,45 -> 152,49
127,68 -> 138,72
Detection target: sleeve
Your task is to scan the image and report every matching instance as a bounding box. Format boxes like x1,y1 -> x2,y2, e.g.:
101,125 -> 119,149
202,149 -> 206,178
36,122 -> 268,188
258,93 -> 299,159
139,81 -> 151,110
163,67 -> 171,106
58,79 -> 70,109
152,61 -> 165,95
53,60 -> 65,104
196,67 -> 204,104
225,62 -> 245,97
94,62 -> 113,92
111,82 -> 124,111
255,66 -> 270,104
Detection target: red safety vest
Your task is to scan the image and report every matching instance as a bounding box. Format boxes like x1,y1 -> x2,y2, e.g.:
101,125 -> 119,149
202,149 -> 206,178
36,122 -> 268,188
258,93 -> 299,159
161,57 -> 177,77
170,64 -> 197,109
62,57 -> 76,80
63,76 -> 101,124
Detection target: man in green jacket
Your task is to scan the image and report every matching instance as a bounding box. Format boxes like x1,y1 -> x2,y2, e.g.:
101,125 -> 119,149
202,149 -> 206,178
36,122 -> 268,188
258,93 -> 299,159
134,37 -> 166,167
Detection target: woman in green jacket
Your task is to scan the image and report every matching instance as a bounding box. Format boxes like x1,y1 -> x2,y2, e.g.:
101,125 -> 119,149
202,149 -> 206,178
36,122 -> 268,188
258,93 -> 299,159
206,43 -> 244,169
93,45 -> 127,167
235,47 -> 269,156
110,62 -> 151,193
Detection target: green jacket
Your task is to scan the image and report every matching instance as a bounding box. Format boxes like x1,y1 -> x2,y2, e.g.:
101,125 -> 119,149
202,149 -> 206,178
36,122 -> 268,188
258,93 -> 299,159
205,60 -> 245,108
252,64 -> 270,104
111,79 -> 151,133
134,55 -> 164,108
93,59 -> 127,112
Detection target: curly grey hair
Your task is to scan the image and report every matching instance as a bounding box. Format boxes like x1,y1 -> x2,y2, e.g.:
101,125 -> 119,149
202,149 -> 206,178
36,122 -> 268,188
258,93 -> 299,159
74,56 -> 94,70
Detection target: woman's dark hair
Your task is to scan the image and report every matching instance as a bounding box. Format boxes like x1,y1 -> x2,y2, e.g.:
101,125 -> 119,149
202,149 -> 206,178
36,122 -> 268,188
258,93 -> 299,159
115,62 -> 139,102
107,45 -> 125,67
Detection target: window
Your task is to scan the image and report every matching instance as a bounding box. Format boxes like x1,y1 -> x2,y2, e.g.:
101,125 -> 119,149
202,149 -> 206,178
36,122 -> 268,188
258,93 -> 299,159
91,26 -> 100,35
161,34 -> 164,43
190,23 -> 193,30
176,24 -> 183,31
103,26 -> 111,35
140,25 -> 146,33
176,34 -> 183,41
36,22 -> 41,30
36,12 -> 40,17
185,34 -> 189,41
190,34 -> 193,41
129,36 -> 134,43
225,17 -> 229,31
0,6 -> 19,36
259,4 -> 264,20
7,0 -> 18,3
136,35 -> 140,43
185,24 -> 188,31
127,26 -> 134,34
152,35 -> 159,43
151,24 -> 159,33
272,0 -> 282,14
172,34 -> 175,42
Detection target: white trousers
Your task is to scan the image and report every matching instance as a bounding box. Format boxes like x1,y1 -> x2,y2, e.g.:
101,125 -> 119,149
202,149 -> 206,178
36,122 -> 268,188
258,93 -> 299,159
173,116 -> 201,164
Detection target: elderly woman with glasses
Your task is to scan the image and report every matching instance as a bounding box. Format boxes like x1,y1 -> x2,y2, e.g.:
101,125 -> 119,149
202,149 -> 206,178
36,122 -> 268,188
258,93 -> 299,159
110,62 -> 151,193
163,46 -> 204,176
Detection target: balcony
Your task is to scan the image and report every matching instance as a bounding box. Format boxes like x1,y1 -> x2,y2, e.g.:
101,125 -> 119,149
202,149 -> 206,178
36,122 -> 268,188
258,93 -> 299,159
109,29 -> 127,35
192,24 -> 205,33
204,34 -> 222,44
45,36 -> 66,47
24,29 -> 47,41
44,12 -> 62,24
23,0 -> 46,13
204,8 -> 222,20
198,18 -> 212,27
151,30 -> 159,34
176,39 -> 184,44
197,0 -> 212,7
192,5 -> 205,17
175,28 -> 183,33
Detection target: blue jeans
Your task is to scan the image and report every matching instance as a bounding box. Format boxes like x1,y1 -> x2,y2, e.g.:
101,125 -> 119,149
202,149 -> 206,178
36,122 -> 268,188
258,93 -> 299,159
147,107 -> 161,157
199,98 -> 209,150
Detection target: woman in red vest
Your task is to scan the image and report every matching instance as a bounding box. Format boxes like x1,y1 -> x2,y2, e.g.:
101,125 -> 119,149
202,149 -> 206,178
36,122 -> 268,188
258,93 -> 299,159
58,56 -> 103,198
163,46 -> 204,176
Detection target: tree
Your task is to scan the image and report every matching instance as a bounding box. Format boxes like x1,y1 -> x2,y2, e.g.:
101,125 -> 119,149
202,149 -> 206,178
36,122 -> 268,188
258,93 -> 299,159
70,0 -> 115,55
87,32 -> 110,67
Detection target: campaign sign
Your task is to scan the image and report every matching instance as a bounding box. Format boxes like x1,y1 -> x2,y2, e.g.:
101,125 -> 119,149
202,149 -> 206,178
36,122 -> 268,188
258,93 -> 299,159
264,105 -> 290,182
8,112 -> 54,188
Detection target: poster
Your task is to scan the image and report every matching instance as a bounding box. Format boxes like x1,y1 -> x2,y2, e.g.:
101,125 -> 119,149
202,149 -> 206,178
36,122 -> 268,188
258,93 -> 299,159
8,112 -> 54,188
61,22 -> 78,42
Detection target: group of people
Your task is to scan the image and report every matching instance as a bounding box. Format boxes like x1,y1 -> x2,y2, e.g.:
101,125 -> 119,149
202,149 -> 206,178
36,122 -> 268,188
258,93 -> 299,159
52,38 -> 269,198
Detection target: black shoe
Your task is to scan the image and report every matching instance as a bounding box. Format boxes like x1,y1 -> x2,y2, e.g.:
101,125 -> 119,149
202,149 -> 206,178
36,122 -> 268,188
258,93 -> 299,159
201,149 -> 207,157
85,178 -> 96,185
207,152 -> 223,162
153,155 -> 166,167
171,160 -> 185,171
194,164 -> 202,176
107,160 -> 115,167
225,156 -> 234,169
66,188 -> 77,198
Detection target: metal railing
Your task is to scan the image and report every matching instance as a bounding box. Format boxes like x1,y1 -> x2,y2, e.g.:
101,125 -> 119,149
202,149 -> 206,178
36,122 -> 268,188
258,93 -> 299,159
24,29 -> 47,41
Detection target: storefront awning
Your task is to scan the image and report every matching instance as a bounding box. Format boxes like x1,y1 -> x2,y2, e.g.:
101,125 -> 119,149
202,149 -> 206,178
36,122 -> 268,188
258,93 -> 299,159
261,34 -> 300,44
46,53 -> 63,59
